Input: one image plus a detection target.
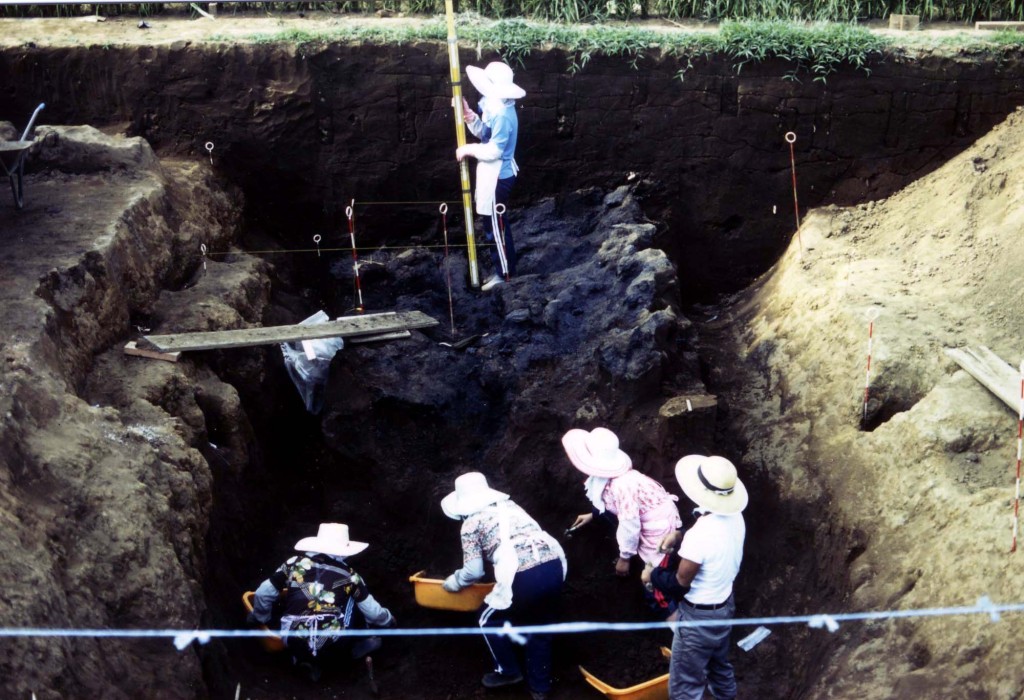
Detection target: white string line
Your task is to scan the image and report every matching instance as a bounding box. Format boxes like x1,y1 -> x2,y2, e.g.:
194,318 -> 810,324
0,597 -> 1015,649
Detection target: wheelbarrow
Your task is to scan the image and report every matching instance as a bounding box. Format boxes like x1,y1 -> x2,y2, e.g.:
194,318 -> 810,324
579,647 -> 672,700
1,103 -> 45,209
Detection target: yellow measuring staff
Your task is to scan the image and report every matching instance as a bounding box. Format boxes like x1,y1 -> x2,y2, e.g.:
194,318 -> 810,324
444,0 -> 480,287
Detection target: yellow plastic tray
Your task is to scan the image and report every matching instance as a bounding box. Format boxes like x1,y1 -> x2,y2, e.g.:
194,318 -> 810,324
408,570 -> 495,612
242,591 -> 287,653
578,647 -> 671,700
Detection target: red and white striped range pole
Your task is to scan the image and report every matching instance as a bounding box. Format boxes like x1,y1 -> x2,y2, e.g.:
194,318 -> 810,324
440,203 -> 456,339
1011,360 -> 1024,553
346,202 -> 364,313
861,309 -> 879,425
784,131 -> 803,257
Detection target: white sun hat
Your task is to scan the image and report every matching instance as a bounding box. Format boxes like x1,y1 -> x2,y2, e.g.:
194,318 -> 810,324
466,61 -> 526,101
675,455 -> 748,515
441,472 -> 510,519
294,523 -> 369,558
561,427 -> 632,479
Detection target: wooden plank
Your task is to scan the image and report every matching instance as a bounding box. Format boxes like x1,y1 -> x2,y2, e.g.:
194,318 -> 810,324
944,346 -> 1021,413
976,21 -> 1024,31
348,330 -> 412,344
123,341 -> 181,363
143,310 -> 437,353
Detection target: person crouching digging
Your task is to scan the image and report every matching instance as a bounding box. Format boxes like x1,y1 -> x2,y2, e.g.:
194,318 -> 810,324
562,426 -> 683,619
441,472 -> 567,700
247,523 -> 396,682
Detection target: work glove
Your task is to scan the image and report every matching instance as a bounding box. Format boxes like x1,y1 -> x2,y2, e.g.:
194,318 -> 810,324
442,574 -> 463,593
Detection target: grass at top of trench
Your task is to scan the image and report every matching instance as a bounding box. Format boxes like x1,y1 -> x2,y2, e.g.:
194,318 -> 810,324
212,15 -> 1024,82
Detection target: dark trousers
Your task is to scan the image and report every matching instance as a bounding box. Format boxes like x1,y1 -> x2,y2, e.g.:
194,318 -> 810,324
478,558 -> 562,693
483,176 -> 517,277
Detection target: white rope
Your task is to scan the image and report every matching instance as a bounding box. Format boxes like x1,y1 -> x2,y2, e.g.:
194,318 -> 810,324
1,596 -> 1020,649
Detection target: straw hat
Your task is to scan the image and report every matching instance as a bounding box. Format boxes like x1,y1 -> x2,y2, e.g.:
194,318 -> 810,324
294,523 -> 369,558
675,455 -> 748,515
441,472 -> 510,519
466,62 -> 526,101
561,427 -> 632,479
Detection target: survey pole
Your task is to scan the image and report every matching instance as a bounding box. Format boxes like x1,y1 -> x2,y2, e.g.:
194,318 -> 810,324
444,0 -> 480,287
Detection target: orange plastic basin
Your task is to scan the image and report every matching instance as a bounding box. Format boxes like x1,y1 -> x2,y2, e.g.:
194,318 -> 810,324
242,591 -> 287,653
408,570 -> 495,612
578,647 -> 671,700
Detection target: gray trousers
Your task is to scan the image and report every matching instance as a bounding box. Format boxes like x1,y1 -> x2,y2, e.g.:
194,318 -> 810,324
669,595 -> 737,700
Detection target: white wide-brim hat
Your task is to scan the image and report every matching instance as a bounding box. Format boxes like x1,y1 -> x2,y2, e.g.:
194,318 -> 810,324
441,471 -> 510,519
294,522 -> 369,558
561,427 -> 632,479
675,455 -> 748,515
466,61 -> 526,101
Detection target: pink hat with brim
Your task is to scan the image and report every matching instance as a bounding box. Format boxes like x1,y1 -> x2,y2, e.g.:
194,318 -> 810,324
561,427 -> 632,478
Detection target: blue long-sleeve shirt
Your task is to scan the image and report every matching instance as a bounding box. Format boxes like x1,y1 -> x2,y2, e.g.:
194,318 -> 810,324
467,98 -> 519,179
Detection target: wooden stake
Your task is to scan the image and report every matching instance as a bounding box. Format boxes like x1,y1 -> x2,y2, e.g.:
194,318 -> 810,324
123,341 -> 181,363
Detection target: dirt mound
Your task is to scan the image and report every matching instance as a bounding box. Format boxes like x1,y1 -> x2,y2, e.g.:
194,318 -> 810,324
0,125 -> 256,700
708,107 -> 1024,698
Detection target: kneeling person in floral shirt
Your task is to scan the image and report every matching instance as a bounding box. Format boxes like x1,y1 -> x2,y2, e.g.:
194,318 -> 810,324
248,522 -> 395,680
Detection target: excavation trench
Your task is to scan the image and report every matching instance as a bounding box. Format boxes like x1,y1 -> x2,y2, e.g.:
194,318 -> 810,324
4,20 -> 1024,700
186,184 -> 838,700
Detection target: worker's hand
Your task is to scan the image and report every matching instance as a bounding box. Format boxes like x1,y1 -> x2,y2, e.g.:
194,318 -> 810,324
658,530 -> 683,554
640,563 -> 654,587
442,574 -> 462,593
462,98 -> 477,124
455,145 -> 471,162
614,557 -> 631,577
570,513 -> 593,530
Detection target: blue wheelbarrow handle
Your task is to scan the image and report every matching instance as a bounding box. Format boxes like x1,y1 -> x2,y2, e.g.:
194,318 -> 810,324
19,103 -> 45,142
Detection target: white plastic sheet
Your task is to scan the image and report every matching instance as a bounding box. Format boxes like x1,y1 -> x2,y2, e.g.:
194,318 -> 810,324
280,311 -> 344,414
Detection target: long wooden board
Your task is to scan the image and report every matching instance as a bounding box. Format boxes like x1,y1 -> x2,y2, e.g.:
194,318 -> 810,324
976,21 -> 1024,31
142,310 -> 437,353
944,346 -> 1022,413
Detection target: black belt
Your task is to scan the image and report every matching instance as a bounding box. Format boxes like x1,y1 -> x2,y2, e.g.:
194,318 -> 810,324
683,598 -> 729,611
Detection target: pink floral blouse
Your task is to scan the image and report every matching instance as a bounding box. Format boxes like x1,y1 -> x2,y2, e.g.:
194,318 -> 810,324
602,470 -> 682,564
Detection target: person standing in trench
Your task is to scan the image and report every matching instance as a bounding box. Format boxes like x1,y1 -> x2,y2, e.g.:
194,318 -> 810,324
441,471 -> 567,700
455,60 -> 524,292
643,455 -> 748,700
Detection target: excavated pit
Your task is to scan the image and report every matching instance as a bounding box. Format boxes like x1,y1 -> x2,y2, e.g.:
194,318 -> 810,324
203,184 -> 748,699
3,15 -> 1024,700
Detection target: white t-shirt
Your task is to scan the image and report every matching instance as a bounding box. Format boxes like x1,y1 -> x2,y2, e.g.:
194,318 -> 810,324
678,513 -> 745,605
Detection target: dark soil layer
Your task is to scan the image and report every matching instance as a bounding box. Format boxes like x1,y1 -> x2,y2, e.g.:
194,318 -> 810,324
210,185 -> 713,700
4,18 -> 1024,302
